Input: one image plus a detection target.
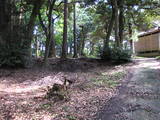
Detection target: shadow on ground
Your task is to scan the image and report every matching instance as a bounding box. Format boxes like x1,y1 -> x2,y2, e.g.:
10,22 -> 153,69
96,58 -> 160,120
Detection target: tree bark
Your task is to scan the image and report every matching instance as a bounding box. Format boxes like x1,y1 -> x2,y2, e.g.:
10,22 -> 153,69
73,1 -> 78,58
0,0 -> 11,46
25,0 -> 43,60
113,0 -> 120,47
35,34 -> 39,58
80,26 -> 85,56
61,0 -> 68,59
48,20 -> 56,58
38,0 -> 56,64
119,0 -> 124,44
128,22 -> 133,51
102,2 -> 115,59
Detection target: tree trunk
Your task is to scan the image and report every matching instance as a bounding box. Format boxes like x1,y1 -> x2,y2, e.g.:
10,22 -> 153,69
113,0 -> 120,47
80,26 -> 85,56
73,1 -> 78,58
102,3 -> 115,59
61,0 -> 68,59
43,0 -> 56,64
0,0 -> 11,46
119,0 -> 124,44
26,0 -> 43,59
48,21 -> 56,58
35,35 -> 39,58
128,22 -> 133,52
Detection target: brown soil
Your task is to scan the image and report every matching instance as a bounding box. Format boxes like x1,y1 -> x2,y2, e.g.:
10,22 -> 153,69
0,58 -> 133,120
96,58 -> 160,120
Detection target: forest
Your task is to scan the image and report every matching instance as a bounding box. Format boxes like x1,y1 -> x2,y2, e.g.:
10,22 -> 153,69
0,0 -> 160,120
0,0 -> 159,66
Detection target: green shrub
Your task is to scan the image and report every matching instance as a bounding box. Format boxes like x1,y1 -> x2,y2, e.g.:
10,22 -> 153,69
100,47 -> 132,62
98,47 -> 112,60
110,47 -> 132,62
156,56 -> 160,60
0,46 -> 28,67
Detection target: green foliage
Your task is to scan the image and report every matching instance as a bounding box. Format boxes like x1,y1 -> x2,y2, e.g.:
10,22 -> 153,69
110,47 -> 132,62
66,115 -> 77,120
99,47 -> 132,62
156,56 -> 160,60
40,103 -> 52,109
0,46 -> 27,67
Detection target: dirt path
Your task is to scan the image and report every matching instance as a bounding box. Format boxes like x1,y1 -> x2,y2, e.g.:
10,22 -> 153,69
0,59 -> 125,120
96,58 -> 160,120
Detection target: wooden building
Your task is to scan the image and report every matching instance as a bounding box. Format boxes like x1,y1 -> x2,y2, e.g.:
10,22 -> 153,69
134,28 -> 160,56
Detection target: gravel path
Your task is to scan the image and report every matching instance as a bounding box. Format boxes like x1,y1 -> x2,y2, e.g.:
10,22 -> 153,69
96,58 -> 160,120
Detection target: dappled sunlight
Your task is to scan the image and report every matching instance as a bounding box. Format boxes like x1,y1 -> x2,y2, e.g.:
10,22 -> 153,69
14,112 -> 55,120
1,85 -> 41,93
97,58 -> 160,119
133,58 -> 160,69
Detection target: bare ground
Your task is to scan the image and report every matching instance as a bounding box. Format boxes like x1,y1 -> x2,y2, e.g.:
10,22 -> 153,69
96,58 -> 160,120
0,58 -> 133,120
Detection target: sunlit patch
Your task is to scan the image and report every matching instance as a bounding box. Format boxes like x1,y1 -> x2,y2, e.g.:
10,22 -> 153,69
133,59 -> 160,69
14,113 -> 55,120
43,114 -> 53,120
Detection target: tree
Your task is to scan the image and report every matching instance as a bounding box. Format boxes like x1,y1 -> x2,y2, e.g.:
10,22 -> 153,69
102,1 -> 115,59
0,0 -> 43,67
119,0 -> 124,44
61,0 -> 68,59
25,0 -> 43,59
73,1 -> 78,58
39,0 -> 57,64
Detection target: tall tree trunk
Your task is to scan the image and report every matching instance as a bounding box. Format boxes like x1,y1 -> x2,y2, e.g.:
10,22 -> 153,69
61,0 -> 68,59
47,18 -> 56,58
48,19 -> 56,58
0,0 -> 11,46
35,35 -> 39,58
49,34 -> 56,58
102,3 -> 115,59
119,0 -> 124,45
113,0 -> 120,47
80,26 -> 85,56
128,22 -> 133,52
43,0 -> 56,64
25,0 -> 43,61
73,1 -> 78,58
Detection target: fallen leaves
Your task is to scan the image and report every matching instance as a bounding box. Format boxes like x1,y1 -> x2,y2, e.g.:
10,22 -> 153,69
0,58 -> 131,120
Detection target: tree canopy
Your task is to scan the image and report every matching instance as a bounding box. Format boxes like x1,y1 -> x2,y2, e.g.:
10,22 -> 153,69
0,0 -> 159,67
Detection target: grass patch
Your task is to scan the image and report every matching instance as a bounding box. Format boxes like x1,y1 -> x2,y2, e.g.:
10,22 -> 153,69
133,56 -> 147,59
66,115 -> 77,120
91,71 -> 125,88
156,56 -> 160,60
40,103 -> 52,109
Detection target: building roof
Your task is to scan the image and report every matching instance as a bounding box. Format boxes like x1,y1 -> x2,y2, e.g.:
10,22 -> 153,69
138,27 -> 160,38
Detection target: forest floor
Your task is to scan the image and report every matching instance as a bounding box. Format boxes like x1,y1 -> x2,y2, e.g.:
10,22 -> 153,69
0,58 -> 134,120
96,58 -> 160,120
